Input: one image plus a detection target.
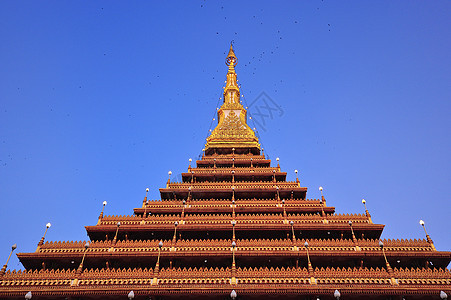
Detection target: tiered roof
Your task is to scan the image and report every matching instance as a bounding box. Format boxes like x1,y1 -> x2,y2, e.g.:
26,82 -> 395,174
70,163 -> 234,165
0,44 -> 450,299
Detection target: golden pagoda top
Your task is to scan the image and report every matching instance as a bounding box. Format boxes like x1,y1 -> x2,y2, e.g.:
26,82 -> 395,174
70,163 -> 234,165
205,44 -> 260,153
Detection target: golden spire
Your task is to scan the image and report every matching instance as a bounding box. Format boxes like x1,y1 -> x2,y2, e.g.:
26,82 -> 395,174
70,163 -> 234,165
226,43 -> 237,70
205,44 -> 260,153
224,43 -> 240,105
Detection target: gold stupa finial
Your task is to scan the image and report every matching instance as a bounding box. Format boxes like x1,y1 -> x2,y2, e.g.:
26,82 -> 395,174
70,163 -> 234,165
205,44 -> 260,153
226,42 -> 237,67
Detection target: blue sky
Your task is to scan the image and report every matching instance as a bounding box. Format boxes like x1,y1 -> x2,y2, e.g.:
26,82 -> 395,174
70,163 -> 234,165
0,1 -> 450,270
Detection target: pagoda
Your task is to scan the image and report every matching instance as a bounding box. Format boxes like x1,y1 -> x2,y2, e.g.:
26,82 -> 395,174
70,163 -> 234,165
0,45 -> 450,300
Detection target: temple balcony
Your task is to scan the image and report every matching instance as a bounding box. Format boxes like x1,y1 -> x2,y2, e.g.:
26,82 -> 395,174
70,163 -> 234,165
185,167 -> 280,173
181,167 -> 287,183
135,198 -> 334,215
167,181 -> 299,189
1,265 -> 450,298
96,212 -> 372,226
85,213 -> 385,242
196,156 -> 271,168
160,181 -> 306,200
16,238 -> 450,271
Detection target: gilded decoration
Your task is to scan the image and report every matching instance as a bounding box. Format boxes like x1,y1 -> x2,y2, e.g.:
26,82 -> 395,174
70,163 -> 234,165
210,111 -> 252,140
205,115 -> 260,148
221,102 -> 243,110
205,44 -> 260,150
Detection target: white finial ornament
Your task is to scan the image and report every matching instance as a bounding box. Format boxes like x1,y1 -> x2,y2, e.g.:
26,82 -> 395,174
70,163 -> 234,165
128,291 -> 135,300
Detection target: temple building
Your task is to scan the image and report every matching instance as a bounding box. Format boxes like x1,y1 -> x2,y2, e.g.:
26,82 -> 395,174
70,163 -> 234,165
0,45 -> 450,299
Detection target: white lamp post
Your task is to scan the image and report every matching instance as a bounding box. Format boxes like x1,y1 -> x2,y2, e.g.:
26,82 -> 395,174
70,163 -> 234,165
0,244 -> 17,276
419,220 -> 436,250
99,201 -> 107,221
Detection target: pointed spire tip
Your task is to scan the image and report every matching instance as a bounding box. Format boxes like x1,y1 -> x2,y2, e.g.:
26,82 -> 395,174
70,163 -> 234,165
226,43 -> 237,66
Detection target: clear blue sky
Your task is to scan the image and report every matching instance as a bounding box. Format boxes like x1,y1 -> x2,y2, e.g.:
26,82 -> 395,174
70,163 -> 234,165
1,1 -> 450,270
